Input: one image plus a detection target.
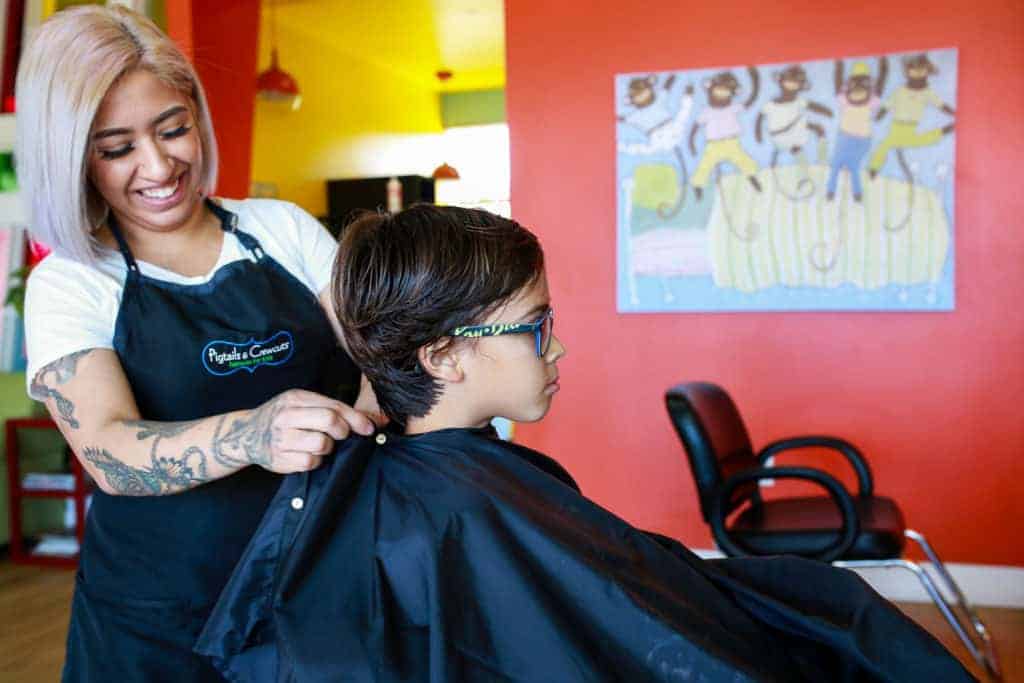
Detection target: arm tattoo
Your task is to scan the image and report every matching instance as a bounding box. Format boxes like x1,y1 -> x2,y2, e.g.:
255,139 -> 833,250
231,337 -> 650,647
29,349 -> 95,429
212,398 -> 283,468
83,445 -> 209,496
122,419 -> 201,441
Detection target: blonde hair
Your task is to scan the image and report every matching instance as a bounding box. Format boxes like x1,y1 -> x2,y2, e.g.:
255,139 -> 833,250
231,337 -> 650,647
15,5 -> 219,264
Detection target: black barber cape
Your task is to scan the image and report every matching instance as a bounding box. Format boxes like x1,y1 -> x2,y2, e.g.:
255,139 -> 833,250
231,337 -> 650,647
195,427 -> 973,682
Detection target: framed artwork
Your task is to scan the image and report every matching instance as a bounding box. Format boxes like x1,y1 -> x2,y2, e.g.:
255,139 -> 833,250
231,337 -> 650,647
616,48 -> 957,312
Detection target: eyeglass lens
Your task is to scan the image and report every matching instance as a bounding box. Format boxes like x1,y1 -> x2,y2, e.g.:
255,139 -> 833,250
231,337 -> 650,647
539,312 -> 553,355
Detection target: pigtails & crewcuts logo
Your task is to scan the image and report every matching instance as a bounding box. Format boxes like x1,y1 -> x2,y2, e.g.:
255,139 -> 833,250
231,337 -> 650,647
202,331 -> 295,376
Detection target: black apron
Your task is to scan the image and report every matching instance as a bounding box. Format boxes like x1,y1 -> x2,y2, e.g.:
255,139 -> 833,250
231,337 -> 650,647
63,200 -> 359,682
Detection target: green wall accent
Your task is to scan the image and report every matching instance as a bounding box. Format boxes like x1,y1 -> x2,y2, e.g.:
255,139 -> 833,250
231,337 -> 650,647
0,373 -> 69,547
441,89 -> 506,128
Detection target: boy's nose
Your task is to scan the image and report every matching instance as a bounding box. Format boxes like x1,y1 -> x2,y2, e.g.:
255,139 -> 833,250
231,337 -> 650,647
547,334 -> 566,361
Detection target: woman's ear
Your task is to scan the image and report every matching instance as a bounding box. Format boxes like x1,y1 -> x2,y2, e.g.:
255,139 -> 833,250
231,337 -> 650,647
417,338 -> 465,383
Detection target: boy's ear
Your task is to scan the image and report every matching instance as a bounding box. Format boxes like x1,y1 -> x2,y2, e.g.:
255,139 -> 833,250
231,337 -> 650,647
417,338 -> 465,383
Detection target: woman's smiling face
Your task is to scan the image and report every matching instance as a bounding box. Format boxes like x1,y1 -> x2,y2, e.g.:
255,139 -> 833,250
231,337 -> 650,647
87,68 -> 205,236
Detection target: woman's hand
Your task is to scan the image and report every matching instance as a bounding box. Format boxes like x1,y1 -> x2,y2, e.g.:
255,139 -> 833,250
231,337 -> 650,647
249,388 -> 376,474
353,375 -> 388,428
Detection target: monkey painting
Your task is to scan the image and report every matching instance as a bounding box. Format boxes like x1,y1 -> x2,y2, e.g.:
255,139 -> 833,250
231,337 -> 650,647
755,65 -> 832,167
868,53 -> 955,179
688,66 -> 762,202
825,57 -> 888,202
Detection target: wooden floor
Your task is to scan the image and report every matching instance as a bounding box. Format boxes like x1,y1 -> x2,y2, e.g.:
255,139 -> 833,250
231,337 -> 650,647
1,560 -> 1021,681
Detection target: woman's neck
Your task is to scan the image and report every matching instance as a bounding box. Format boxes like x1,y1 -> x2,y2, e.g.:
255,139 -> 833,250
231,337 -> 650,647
98,203 -> 224,277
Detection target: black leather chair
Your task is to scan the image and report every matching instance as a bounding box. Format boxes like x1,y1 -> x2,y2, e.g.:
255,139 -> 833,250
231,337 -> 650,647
665,381 -> 1001,681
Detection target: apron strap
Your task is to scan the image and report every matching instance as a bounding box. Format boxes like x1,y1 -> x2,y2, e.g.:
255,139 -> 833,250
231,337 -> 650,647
206,199 -> 265,260
107,198 -> 267,272
106,212 -> 140,274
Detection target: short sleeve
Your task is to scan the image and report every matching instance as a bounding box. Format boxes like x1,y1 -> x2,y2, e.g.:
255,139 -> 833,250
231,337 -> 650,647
286,203 -> 339,296
927,88 -> 944,108
23,255 -> 120,395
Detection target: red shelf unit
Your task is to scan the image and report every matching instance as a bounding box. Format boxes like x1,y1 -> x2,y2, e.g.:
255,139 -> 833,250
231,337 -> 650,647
5,417 -> 91,568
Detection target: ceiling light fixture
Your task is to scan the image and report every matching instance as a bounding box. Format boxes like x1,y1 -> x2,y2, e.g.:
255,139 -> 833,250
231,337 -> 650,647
432,162 -> 460,180
256,0 -> 301,110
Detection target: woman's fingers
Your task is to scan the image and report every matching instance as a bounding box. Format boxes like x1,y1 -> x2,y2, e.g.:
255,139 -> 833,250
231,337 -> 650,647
275,403 -> 374,440
256,389 -> 378,473
274,427 -> 334,456
353,376 -> 389,427
278,389 -> 375,435
272,451 -> 324,473
335,402 -> 376,436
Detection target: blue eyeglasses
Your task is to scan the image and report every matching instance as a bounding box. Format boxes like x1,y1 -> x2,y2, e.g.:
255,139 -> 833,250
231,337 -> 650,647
450,308 -> 555,357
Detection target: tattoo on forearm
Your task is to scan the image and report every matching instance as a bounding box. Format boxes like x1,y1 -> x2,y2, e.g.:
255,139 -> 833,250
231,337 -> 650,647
212,399 -> 283,468
123,419 -> 201,441
29,349 -> 95,429
83,445 -> 209,496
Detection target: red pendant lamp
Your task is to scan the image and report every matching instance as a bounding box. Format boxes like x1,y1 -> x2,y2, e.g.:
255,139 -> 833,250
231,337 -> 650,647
257,0 -> 301,110
431,70 -> 460,181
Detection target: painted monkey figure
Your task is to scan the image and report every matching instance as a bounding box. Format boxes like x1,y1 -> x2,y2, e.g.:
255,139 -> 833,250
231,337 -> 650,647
868,53 -> 955,178
617,74 -> 696,216
617,74 -> 694,155
755,65 -> 832,164
826,57 -> 888,202
688,66 -> 762,202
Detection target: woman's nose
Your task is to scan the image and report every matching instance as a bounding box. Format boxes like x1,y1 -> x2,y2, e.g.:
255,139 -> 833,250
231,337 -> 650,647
138,139 -> 174,182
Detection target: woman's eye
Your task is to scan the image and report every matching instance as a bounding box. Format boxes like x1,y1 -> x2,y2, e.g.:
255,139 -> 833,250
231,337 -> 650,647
160,124 -> 191,140
98,145 -> 133,160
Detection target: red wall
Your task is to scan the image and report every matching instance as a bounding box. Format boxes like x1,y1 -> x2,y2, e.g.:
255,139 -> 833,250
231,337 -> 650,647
507,0 -> 1024,565
167,0 -> 258,199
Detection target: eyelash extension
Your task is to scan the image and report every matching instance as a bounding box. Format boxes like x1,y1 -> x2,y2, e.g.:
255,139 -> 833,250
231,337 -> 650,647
161,124 -> 191,140
96,124 -> 192,160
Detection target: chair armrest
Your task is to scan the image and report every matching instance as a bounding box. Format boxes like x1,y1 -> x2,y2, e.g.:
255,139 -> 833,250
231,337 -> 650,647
710,466 -> 860,563
757,436 -> 873,497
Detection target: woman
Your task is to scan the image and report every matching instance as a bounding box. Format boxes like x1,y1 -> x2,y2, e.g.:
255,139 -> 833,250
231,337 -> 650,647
16,6 -> 375,680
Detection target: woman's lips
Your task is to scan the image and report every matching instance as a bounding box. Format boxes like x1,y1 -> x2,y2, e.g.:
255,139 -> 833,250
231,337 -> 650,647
134,171 -> 187,209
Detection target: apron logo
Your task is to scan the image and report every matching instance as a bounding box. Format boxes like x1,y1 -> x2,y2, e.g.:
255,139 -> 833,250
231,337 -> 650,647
202,331 -> 295,376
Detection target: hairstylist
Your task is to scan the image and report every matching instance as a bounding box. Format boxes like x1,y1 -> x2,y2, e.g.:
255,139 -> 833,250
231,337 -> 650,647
17,6 -> 375,681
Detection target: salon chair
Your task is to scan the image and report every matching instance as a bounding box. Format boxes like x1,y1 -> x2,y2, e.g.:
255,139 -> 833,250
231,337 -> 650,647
664,381 -> 1001,681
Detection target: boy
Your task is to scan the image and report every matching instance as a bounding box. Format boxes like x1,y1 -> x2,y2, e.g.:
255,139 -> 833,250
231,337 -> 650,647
197,206 -> 971,682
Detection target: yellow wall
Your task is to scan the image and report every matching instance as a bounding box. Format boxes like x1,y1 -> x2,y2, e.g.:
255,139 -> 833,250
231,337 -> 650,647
251,20 -> 443,215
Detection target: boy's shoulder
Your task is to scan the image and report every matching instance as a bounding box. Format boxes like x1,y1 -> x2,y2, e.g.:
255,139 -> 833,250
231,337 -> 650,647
368,428 -> 580,520
499,439 -> 580,492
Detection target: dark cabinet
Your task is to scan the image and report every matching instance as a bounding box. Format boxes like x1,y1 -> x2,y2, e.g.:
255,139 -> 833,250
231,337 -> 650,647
322,175 -> 435,237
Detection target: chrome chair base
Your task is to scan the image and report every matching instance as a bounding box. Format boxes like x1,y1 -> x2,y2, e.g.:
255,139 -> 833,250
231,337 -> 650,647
835,529 -> 1002,681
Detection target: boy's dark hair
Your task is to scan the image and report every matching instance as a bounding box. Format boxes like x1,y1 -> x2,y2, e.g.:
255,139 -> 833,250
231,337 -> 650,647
332,204 -> 545,424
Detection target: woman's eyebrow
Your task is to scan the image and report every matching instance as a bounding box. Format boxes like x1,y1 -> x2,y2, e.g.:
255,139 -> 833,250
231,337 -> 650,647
92,105 -> 188,140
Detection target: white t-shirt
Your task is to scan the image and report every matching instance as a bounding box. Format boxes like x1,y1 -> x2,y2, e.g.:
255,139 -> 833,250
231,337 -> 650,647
24,198 -> 338,394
